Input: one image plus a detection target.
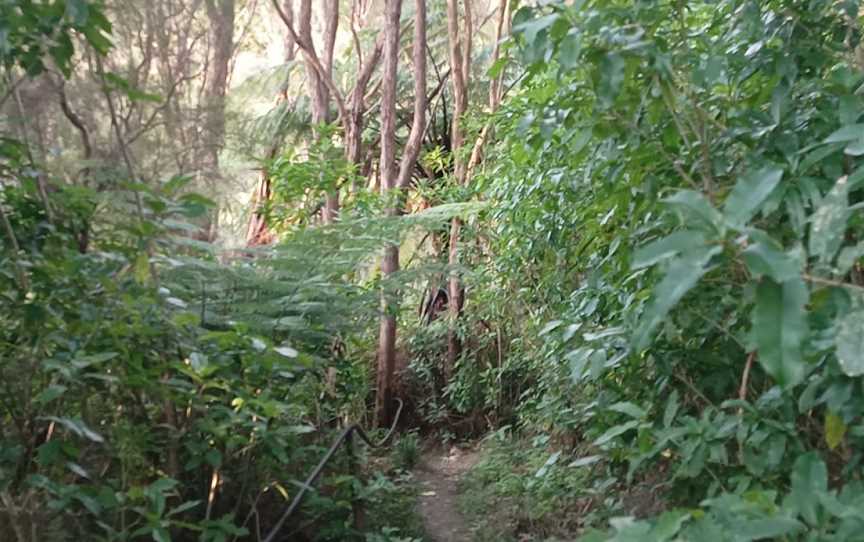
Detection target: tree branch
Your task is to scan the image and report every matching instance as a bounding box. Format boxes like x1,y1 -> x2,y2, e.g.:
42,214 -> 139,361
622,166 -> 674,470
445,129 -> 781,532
271,0 -> 348,123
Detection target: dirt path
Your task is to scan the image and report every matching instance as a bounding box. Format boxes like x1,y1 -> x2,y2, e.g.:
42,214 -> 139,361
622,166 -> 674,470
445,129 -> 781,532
415,446 -> 480,542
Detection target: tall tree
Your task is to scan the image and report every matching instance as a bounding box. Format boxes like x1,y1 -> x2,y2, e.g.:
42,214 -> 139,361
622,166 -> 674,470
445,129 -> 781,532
445,0 -> 473,376
375,0 -> 428,426
203,0 -> 235,171
202,0 -> 236,241
269,0 -> 382,228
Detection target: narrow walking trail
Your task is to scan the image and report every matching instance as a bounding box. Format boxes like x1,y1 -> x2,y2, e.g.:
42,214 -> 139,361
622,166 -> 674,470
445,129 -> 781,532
415,446 -> 480,542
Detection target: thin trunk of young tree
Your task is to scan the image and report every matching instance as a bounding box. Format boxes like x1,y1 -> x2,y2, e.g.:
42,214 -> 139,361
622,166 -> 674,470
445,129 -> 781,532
201,0 -> 235,241
203,0 -> 235,171
376,0 -> 427,427
446,0 -> 472,378
375,0 -> 402,428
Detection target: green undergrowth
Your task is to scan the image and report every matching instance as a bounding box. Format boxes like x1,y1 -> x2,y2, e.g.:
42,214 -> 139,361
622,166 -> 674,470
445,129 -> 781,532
460,432 -> 604,542
357,440 -> 425,542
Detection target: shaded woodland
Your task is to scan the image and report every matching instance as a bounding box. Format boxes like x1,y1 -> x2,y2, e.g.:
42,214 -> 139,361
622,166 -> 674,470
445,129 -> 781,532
4,0 -> 864,540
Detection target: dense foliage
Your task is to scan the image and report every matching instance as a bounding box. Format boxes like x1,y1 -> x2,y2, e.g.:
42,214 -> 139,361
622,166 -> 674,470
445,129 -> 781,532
446,0 -> 864,539
7,0 -> 864,540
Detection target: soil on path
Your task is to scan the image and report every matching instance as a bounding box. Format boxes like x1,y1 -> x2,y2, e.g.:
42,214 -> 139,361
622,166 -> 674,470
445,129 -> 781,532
415,446 -> 480,542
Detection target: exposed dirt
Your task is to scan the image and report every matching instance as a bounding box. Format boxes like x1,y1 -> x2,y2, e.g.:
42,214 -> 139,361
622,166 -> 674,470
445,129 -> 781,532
415,445 -> 480,542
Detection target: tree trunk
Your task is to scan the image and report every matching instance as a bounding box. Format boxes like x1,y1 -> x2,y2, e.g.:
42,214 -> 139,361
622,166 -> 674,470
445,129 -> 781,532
446,0 -> 472,375
376,0 -> 427,427
375,0 -> 403,427
203,0 -> 235,241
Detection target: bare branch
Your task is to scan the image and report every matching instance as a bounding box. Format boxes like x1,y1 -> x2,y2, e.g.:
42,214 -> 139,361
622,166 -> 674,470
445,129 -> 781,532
396,0 -> 428,190
271,0 -> 348,123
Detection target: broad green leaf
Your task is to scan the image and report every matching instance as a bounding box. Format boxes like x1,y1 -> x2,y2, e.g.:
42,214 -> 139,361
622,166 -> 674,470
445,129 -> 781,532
632,230 -> 707,269
809,175 -> 849,265
663,190 -> 724,234
723,167 -> 784,229
35,385 -> 67,405
824,124 -> 864,143
540,320 -> 563,335
597,53 -> 625,109
825,411 -> 846,450
558,29 -> 581,70
837,242 -> 864,274
742,237 -> 800,282
650,510 -> 691,540
835,309 -> 864,376
753,278 -> 809,387
594,420 -> 640,446
736,518 -> 804,539
789,452 -> 827,525
567,347 -> 594,382
514,13 -> 559,47
608,402 -> 646,419
633,246 -> 720,349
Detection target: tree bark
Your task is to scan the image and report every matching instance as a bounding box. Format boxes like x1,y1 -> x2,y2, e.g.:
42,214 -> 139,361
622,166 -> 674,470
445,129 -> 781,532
445,0 -> 472,377
376,0 -> 427,427
203,0 -> 235,171
375,0 -> 402,428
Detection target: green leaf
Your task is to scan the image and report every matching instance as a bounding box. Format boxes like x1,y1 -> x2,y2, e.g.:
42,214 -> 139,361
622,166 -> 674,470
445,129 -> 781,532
650,510 -> 691,540
809,175 -> 849,265
535,451 -> 561,478
568,455 -> 602,468
43,417 -> 105,443
35,385 -> 67,405
514,13 -> 559,48
824,124 -> 864,143
723,167 -> 784,229
825,411 -> 846,450
837,242 -> 864,274
608,402 -> 646,419
753,278 -> 809,387
597,53 -> 626,109
742,236 -> 800,282
663,190 -> 724,234
633,246 -> 720,350
594,420 -> 640,446
558,29 -> 581,70
789,452 -> 827,525
736,518 -> 804,539
152,527 -> 171,542
663,391 -> 679,427
632,230 -> 707,269
274,345 -> 298,358
835,309 -> 864,376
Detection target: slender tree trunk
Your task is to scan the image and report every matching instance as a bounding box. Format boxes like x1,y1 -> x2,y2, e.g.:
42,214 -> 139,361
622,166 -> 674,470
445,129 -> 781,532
376,0 -> 427,427
446,0 -> 472,376
202,0 -> 235,241
375,0 -> 403,427
203,0 -> 235,170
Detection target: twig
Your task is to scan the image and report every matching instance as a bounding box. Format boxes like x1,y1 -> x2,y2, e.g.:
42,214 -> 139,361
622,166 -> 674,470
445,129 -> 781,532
803,273 -> 864,293
739,351 -> 756,401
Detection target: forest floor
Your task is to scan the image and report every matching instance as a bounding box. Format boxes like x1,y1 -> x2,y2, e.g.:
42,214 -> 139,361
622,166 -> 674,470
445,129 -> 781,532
415,445 -> 480,542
